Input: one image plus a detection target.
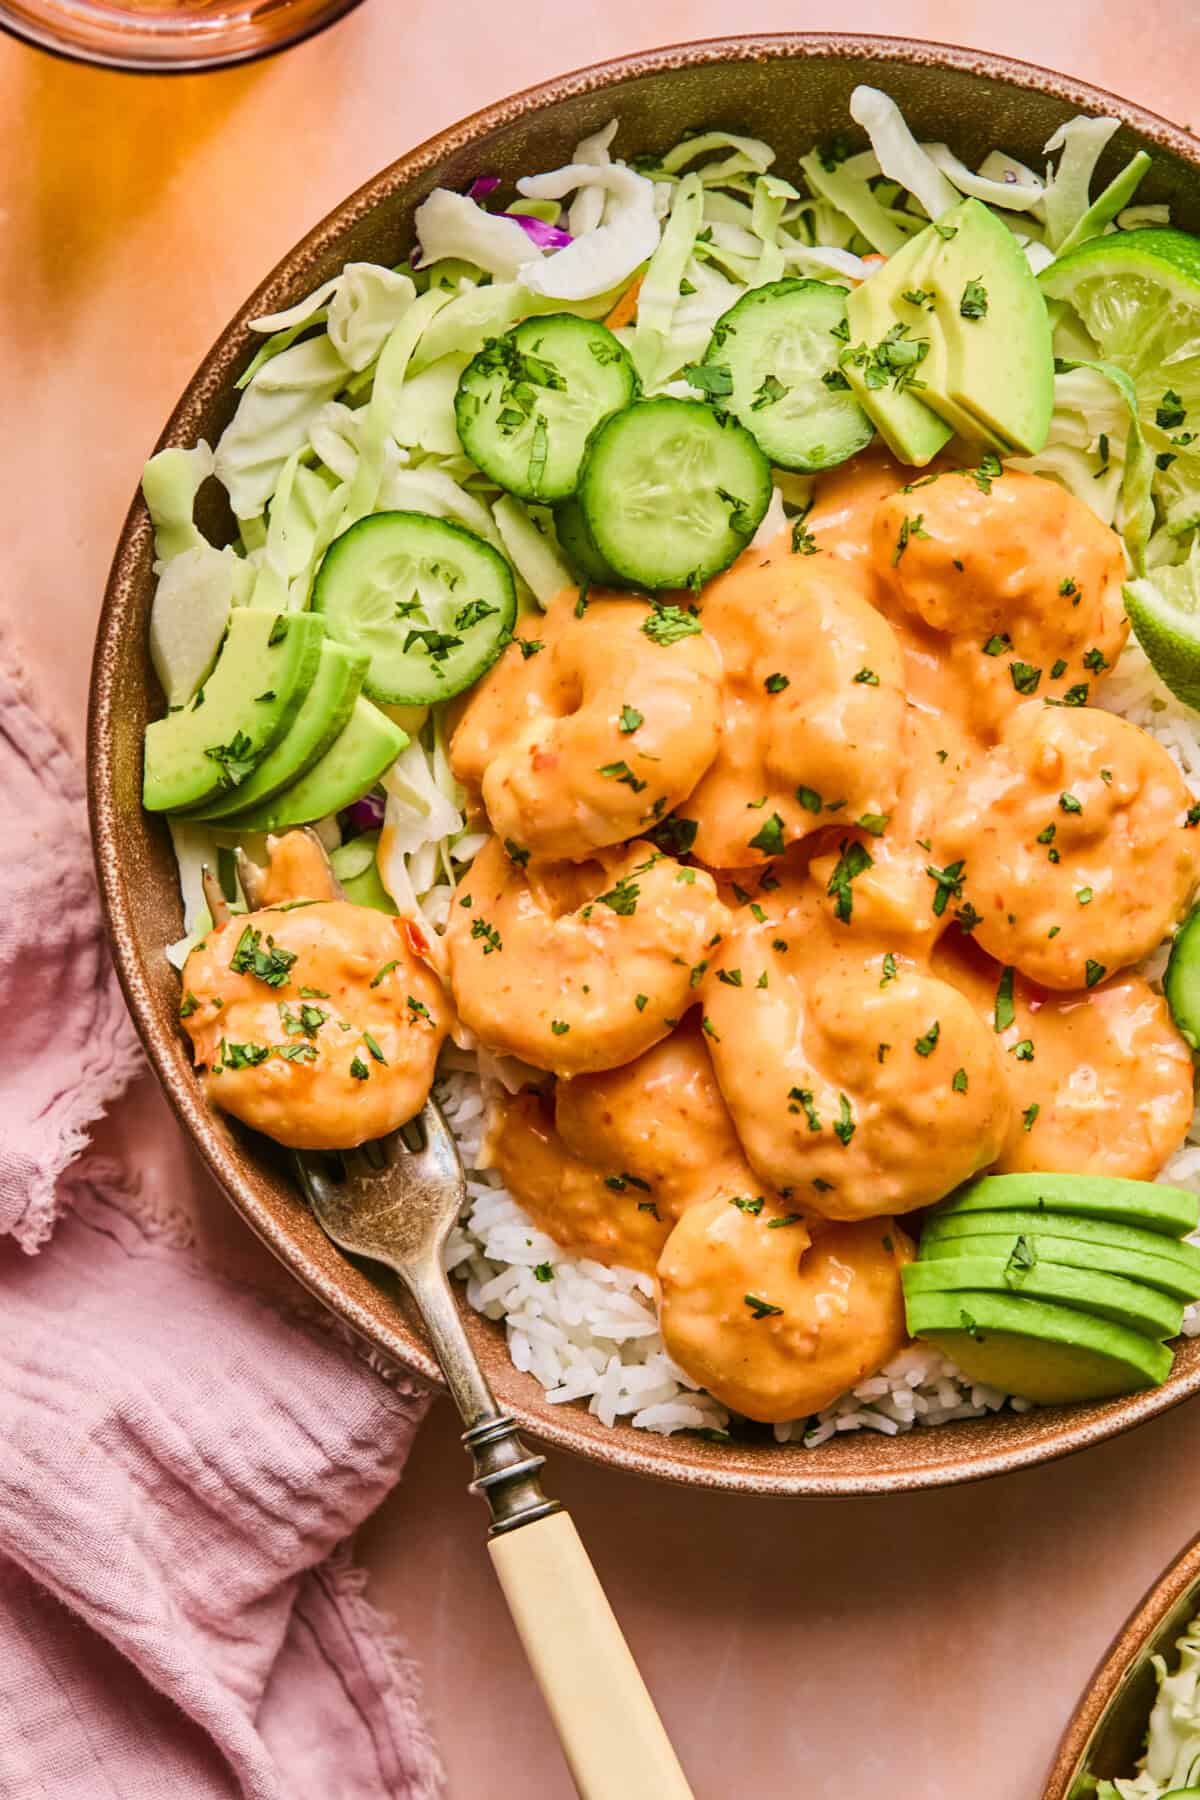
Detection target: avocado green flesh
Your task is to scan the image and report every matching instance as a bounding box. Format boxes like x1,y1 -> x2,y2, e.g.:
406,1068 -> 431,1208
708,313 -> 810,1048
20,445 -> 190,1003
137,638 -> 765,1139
902,1255 -> 1183,1342
920,198 -> 1054,455
142,610 -> 324,814
218,698 -> 407,832
921,1208 -> 1200,1271
920,1230 -> 1200,1303
843,231 -> 952,466
933,1172 -> 1199,1238
843,197 -> 1054,463
905,1291 -> 1173,1402
188,641 -> 368,822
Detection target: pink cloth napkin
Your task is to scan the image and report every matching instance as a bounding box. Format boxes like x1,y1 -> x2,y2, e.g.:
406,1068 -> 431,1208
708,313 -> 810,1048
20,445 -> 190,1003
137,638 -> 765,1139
0,654 -> 444,1799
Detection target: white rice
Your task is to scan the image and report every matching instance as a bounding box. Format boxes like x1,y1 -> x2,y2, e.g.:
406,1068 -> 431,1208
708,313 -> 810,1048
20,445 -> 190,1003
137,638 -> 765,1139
436,627 -> 1200,1445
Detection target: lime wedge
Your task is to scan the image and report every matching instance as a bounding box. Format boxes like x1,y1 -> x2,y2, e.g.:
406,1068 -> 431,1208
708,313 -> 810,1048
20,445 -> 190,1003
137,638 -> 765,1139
1040,229 -> 1200,536
1124,538 -> 1200,708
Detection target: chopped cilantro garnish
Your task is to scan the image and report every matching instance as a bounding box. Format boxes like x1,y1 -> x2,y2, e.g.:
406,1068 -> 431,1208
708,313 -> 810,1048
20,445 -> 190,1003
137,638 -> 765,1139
994,966 -> 1015,1033
925,859 -> 965,917
1010,662 -> 1042,695
230,926 -> 297,989
748,812 -> 786,856
598,760 -> 648,794
470,917 -> 503,954
349,1055 -> 370,1081
731,1195 -> 765,1215
828,840 -> 873,923
952,1067 -> 968,1094
764,673 -> 790,694
959,277 -> 988,319
363,1031 -> 387,1064
853,667 -> 880,685
914,1021 -> 940,1058
642,604 -> 701,646
833,1093 -> 856,1146
618,704 -> 644,734
744,1294 -> 784,1320
1085,959 -> 1107,988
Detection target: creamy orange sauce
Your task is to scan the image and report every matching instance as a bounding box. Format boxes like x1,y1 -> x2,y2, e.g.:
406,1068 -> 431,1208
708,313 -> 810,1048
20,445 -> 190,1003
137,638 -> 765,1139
444,835 -> 726,1076
658,1200 -> 913,1423
486,1025 -> 769,1274
182,837 -> 445,1150
933,931 -> 1194,1179
451,591 -> 722,861
440,456 -> 1199,1415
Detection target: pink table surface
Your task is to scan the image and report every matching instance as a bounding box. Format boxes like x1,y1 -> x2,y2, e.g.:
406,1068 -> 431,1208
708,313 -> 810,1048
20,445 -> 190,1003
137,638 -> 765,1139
6,5 -> 1200,1795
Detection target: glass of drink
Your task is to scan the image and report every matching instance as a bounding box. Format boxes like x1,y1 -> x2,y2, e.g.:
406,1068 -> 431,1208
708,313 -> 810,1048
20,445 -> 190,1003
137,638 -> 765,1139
0,0 -> 364,71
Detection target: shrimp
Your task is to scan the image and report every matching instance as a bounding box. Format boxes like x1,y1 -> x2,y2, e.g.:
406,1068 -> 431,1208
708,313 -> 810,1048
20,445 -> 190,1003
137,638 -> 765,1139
934,930 -> 1194,1180
870,467 -> 1129,738
657,1197 -> 913,1423
180,901 -> 446,1150
933,700 -> 1198,989
484,1024 -> 769,1272
685,548 -> 906,870
701,901 -> 1012,1218
445,836 -> 728,1076
449,589 -> 722,861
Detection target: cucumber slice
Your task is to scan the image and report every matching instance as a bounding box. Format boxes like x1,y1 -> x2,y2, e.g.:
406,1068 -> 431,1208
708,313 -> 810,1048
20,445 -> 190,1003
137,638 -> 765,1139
314,510 -> 517,705
455,315 -> 637,503
702,278 -> 875,472
577,398 -> 772,591
553,496 -> 628,587
1165,904 -> 1200,1049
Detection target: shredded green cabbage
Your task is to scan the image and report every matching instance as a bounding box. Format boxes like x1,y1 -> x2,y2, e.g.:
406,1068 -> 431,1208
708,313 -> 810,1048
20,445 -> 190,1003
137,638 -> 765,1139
154,91 -> 1184,953
1101,1611 -> 1200,1798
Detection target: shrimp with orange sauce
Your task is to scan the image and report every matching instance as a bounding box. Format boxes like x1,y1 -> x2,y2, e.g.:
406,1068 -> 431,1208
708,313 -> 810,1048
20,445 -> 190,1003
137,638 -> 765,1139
685,546 -> 907,869
450,589 -> 722,861
484,1023 -> 770,1273
657,1199 -> 913,1422
180,833 -> 445,1151
444,836 -> 727,1076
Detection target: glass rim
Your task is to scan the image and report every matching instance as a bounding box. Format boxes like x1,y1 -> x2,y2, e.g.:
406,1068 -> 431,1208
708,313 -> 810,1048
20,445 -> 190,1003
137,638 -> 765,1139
0,0 -> 364,72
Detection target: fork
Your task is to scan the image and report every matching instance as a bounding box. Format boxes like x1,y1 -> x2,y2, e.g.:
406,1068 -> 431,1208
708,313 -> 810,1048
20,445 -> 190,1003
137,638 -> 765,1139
201,850 -> 693,1800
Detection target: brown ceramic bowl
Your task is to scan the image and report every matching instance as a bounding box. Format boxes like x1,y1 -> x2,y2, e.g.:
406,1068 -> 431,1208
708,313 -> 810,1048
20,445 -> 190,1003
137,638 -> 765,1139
89,33 -> 1200,1496
1046,1531 -> 1200,1796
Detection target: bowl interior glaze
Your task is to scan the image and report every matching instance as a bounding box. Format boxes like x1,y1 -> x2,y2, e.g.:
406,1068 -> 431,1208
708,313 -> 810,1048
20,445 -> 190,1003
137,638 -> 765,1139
1045,1532 -> 1200,1797
90,34 -> 1200,1496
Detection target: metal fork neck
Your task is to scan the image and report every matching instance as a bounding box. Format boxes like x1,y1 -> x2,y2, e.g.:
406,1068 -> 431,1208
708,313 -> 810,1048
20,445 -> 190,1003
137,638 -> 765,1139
402,1259 -> 560,1536
462,1414 -> 561,1537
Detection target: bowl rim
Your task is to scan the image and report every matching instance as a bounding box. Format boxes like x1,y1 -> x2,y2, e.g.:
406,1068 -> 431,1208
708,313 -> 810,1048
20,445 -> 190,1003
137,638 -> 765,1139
88,31 -> 1200,1498
1044,1529 -> 1200,1797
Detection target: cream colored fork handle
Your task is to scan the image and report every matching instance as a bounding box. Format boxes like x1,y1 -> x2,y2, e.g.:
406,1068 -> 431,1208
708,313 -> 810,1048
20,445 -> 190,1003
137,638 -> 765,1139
488,1510 -> 694,1800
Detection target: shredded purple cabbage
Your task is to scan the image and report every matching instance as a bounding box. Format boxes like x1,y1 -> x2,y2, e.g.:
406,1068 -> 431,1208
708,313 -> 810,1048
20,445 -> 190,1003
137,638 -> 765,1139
509,212 -> 573,250
339,792 -> 386,838
466,175 -> 501,202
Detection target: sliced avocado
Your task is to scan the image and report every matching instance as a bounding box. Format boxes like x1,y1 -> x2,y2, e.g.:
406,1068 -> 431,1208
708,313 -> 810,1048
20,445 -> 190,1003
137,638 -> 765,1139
219,697 -> 407,832
922,1209 -> 1200,1279
143,609 -> 324,813
905,1290 -> 1173,1403
933,1173 -> 1199,1238
189,640 -> 368,822
330,831 -> 398,914
902,1256 -> 1183,1342
921,1230 -> 1200,1304
843,230 -> 953,467
920,197 -> 1054,455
